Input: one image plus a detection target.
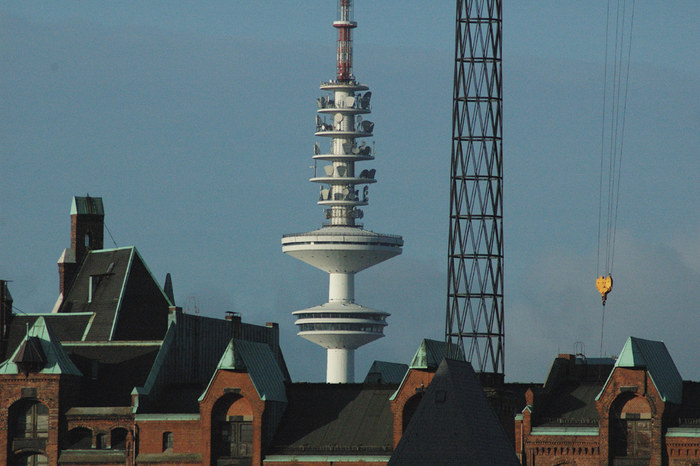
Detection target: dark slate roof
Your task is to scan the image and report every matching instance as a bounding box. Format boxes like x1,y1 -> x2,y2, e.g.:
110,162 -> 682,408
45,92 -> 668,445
134,312 -> 290,414
58,247 -> 171,341
679,381 -> 700,424
0,317 -> 82,376
388,359 -> 519,466
534,381 -> 604,427
364,360 -> 408,384
3,313 -> 92,360
58,248 -> 133,337
65,343 -> 160,406
269,384 -> 396,456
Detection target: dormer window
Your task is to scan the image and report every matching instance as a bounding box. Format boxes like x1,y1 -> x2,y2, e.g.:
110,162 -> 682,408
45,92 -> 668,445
13,337 -> 46,375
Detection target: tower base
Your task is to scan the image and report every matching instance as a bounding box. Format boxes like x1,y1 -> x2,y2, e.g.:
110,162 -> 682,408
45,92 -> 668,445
327,348 -> 354,383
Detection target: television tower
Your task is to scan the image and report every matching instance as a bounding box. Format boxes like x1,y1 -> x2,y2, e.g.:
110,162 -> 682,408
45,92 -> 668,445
446,0 -> 504,383
282,0 -> 403,383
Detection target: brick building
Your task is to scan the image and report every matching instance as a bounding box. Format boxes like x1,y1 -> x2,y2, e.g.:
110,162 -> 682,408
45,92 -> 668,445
2,197 -> 696,465
514,338 -> 700,465
0,197 -> 517,465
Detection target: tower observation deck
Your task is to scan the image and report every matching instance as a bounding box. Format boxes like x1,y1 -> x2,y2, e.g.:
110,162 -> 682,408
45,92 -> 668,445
282,0 -> 403,383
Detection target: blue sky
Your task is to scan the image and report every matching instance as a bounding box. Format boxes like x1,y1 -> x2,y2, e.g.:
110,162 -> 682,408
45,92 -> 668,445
1,1 -> 698,383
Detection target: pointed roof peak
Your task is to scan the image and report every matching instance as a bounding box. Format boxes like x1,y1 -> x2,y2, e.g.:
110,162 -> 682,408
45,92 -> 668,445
163,273 -> 175,305
0,316 -> 82,376
597,336 -> 683,404
410,339 -> 464,370
389,358 -> 518,465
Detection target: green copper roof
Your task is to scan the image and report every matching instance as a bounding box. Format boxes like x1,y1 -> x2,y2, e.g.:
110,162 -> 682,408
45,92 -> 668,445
409,339 -> 463,370
596,337 -> 682,404
390,339 -> 465,401
200,339 -> 287,403
0,317 -> 82,376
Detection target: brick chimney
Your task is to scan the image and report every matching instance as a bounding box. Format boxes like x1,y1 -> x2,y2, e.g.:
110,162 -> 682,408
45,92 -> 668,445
225,312 -> 242,339
58,196 -> 105,297
58,248 -> 77,296
0,280 -> 13,355
70,196 -> 105,266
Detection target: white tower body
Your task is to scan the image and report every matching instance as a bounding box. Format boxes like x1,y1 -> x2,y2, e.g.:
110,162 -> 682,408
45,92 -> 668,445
282,0 -> 403,383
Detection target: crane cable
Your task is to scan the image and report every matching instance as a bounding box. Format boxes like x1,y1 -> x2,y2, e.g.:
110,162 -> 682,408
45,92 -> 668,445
596,0 -> 636,355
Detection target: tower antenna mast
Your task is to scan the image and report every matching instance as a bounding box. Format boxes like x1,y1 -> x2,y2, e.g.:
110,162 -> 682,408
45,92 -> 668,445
282,0 -> 403,383
446,0 -> 504,384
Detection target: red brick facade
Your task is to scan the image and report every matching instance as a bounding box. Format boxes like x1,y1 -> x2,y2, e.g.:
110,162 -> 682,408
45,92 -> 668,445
515,364 -> 700,465
388,368 -> 435,448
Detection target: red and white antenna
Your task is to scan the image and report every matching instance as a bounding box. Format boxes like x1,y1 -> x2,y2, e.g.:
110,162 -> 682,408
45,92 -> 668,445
334,0 -> 356,82
282,0 -> 403,383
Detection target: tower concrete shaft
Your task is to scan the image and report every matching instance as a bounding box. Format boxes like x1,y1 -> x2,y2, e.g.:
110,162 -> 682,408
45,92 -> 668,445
282,0 -> 402,383
446,0 -> 504,381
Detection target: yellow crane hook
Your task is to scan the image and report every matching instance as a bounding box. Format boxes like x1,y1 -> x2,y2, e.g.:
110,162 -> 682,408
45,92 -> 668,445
596,274 -> 613,306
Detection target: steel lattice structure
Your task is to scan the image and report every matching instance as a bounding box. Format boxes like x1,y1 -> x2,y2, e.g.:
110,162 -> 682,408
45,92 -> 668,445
446,0 -> 503,378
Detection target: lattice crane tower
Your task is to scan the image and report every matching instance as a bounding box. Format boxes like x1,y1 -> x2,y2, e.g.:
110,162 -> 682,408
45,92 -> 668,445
446,0 -> 504,382
282,0 -> 403,384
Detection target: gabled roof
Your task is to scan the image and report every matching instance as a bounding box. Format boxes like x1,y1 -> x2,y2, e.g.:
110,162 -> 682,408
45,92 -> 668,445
409,338 -> 464,370
269,384 -> 395,456
201,339 -> 287,403
58,247 -> 171,341
597,337 -> 683,404
388,359 -> 519,465
364,360 -> 408,384
0,317 -> 81,376
390,339 -> 464,401
66,341 -> 161,407
2,313 -> 93,360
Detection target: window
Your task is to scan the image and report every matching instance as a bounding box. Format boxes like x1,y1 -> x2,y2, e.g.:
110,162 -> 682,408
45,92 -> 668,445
211,395 -> 253,463
67,427 -> 92,449
402,394 -> 423,431
111,428 -> 127,450
95,433 -> 107,449
11,400 -> 48,439
162,431 -> 173,452
610,394 -> 652,461
14,453 -> 48,466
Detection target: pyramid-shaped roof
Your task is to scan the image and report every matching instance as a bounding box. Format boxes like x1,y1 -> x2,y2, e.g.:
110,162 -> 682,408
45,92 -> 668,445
388,358 -> 518,465
0,317 -> 81,376
597,336 -> 682,404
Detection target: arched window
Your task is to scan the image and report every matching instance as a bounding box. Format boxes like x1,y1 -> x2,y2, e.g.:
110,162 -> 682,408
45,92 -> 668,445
402,393 -> 423,432
111,428 -> 128,450
610,394 -> 652,461
67,427 -> 93,449
211,395 -> 253,462
162,431 -> 173,452
10,399 -> 49,440
14,453 -> 48,466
